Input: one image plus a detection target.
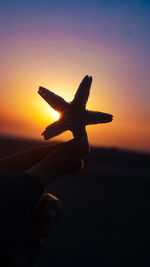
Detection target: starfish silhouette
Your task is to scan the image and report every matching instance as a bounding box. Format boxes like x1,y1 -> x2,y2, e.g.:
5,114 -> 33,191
38,75 -> 113,140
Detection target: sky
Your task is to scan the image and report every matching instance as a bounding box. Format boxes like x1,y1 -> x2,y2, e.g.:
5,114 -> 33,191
0,0 -> 150,152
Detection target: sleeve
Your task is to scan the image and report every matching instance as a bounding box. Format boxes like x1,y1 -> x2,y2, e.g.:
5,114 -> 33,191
0,171 -> 45,267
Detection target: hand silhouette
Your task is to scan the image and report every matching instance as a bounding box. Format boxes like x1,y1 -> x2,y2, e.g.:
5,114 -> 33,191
0,137 -> 89,240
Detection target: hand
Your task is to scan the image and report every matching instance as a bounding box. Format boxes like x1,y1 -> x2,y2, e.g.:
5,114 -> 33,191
0,137 -> 89,184
27,137 -> 89,240
0,137 -> 89,240
27,137 -> 89,185
28,193 -> 63,240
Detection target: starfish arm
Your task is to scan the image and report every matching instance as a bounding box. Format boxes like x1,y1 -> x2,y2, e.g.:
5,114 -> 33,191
71,75 -> 92,109
84,110 -> 113,125
38,86 -> 69,112
42,121 -> 68,140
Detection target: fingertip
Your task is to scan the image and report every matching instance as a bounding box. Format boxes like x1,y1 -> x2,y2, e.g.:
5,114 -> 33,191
71,159 -> 84,173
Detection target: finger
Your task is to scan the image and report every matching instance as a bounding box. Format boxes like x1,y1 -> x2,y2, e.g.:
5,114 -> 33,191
51,137 -> 90,161
1,143 -> 61,171
33,194 -> 63,225
29,194 -> 63,240
45,138 -> 87,179
54,158 -> 84,179
43,140 -> 85,182
27,138 -> 89,184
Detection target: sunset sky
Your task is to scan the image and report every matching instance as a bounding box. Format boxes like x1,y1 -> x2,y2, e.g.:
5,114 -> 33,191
0,0 -> 150,152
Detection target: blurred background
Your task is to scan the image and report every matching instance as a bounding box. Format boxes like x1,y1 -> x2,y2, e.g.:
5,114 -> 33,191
0,1 -> 150,266
0,0 -> 150,152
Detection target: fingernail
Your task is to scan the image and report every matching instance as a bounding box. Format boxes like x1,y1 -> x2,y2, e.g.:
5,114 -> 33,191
48,209 -> 57,221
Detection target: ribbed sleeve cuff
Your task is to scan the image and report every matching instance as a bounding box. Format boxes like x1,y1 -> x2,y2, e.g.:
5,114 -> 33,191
0,171 -> 45,267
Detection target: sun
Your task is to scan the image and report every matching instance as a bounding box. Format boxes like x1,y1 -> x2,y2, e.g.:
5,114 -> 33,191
51,109 -> 60,120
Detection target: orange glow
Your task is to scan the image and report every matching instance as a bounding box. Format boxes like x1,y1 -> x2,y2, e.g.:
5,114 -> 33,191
0,32 -> 149,153
51,109 -> 60,120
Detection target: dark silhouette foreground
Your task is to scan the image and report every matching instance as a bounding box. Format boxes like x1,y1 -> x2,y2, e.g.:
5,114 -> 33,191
0,137 -> 87,267
0,136 -> 150,266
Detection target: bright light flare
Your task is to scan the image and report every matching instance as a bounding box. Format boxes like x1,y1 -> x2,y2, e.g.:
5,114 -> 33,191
51,109 -> 60,120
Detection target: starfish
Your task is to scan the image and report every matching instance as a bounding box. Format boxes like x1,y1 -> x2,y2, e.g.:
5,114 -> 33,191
38,75 -> 113,140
